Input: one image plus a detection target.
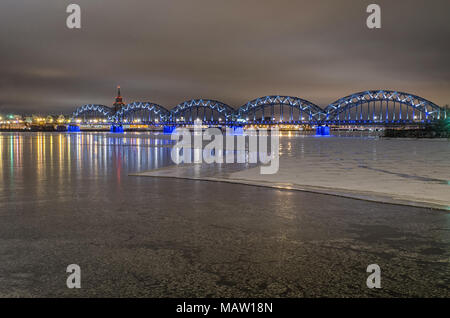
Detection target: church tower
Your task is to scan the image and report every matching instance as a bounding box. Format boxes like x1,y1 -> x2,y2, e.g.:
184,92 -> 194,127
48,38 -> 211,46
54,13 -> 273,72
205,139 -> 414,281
113,85 -> 125,113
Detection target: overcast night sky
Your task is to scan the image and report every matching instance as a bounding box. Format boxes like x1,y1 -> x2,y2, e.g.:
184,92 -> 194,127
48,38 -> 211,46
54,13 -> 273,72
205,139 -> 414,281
0,0 -> 449,114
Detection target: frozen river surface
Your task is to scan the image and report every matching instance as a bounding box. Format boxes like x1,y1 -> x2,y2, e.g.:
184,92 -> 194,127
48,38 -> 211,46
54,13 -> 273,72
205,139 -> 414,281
140,132 -> 450,210
0,132 -> 449,297
229,135 -> 450,209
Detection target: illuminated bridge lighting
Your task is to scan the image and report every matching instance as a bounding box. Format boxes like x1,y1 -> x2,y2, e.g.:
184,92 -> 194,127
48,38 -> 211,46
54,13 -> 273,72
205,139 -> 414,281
70,89 -> 445,127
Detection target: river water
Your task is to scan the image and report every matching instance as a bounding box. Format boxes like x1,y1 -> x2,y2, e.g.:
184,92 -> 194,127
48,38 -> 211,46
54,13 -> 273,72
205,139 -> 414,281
0,131 -> 449,297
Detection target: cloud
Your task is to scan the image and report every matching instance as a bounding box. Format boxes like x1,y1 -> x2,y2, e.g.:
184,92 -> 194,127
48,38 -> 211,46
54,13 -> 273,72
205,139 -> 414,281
0,0 -> 449,114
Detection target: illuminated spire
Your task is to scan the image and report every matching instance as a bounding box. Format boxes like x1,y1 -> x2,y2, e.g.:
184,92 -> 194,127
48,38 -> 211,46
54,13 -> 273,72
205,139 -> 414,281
114,85 -> 124,111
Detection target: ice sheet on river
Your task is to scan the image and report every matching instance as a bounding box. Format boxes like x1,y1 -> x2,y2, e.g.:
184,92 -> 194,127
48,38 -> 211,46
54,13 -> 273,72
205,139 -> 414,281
134,136 -> 450,210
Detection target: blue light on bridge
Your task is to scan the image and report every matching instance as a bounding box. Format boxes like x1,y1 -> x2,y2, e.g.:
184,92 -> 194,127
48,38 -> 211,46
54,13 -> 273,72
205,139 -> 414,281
68,125 -> 80,132
110,125 -> 124,133
232,126 -> 244,135
71,90 -> 444,128
316,126 -> 330,136
163,126 -> 176,134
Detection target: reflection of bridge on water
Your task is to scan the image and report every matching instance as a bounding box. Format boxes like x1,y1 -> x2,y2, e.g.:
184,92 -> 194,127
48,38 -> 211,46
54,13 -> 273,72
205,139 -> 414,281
71,90 -> 447,129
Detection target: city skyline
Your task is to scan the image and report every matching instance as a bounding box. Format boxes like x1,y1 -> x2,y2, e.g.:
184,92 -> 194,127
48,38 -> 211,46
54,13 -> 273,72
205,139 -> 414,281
1,0 -> 450,113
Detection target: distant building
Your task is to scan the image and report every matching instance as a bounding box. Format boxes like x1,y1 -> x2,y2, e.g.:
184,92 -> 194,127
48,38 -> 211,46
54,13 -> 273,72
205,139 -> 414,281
57,114 -> 66,123
32,115 -> 45,124
24,116 -> 33,124
113,85 -> 125,113
46,115 -> 55,124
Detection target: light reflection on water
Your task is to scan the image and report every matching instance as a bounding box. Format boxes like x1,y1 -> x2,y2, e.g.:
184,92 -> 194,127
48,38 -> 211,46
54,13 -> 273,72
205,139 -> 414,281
0,129 -> 419,183
0,132 -> 175,204
1,132 -> 174,171
1,130 -> 448,208
0,130 -> 312,184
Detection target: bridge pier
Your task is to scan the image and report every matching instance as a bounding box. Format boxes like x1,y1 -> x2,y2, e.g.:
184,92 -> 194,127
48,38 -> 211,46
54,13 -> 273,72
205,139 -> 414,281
316,125 -> 330,136
163,125 -> 176,134
68,125 -> 80,132
110,124 -> 124,133
231,126 -> 244,135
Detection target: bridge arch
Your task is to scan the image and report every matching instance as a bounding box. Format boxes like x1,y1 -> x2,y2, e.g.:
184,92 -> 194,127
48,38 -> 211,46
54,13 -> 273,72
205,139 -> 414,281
168,99 -> 235,124
324,90 -> 444,123
236,96 -> 325,124
72,104 -> 112,123
112,102 -> 170,124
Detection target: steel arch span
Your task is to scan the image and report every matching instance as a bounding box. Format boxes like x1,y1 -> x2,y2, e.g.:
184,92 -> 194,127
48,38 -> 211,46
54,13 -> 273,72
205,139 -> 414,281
72,104 -> 112,122
236,96 -> 326,124
324,90 -> 444,124
168,99 -> 235,124
112,102 -> 170,124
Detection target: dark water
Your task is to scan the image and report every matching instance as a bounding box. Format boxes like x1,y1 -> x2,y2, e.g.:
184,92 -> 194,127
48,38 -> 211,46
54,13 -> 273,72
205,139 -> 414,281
0,132 -> 449,297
